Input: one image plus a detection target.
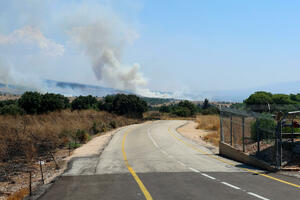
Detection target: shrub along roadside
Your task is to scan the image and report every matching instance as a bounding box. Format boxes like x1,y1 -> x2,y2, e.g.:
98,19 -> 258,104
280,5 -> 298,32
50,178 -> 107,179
0,110 -> 141,162
158,99 -> 219,117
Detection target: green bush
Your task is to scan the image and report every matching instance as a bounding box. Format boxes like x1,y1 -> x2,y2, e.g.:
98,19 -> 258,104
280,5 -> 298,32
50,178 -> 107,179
40,93 -> 69,113
173,107 -> 191,117
69,142 -> 81,149
91,122 -> 99,134
201,106 -> 220,115
76,129 -> 89,143
71,95 -> 97,110
159,105 -> 171,113
178,100 -> 197,115
0,99 -> 18,108
251,117 -> 276,140
18,91 -> 42,114
0,104 -> 24,115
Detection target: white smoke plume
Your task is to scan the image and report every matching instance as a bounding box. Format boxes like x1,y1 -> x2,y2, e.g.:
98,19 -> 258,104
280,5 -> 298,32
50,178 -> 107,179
68,21 -> 147,92
0,1 -> 184,99
0,26 -> 64,89
0,26 -> 64,56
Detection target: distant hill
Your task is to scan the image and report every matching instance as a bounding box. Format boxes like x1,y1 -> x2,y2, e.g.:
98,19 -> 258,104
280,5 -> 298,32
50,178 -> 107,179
43,80 -> 129,97
141,97 -> 176,106
0,80 -> 129,97
2,79 -> 298,102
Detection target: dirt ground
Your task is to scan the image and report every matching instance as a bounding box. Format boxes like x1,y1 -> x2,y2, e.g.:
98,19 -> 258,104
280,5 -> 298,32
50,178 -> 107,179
177,121 -> 218,154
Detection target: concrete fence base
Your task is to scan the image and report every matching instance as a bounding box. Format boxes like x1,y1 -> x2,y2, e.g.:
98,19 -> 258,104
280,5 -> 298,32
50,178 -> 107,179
219,142 -> 278,172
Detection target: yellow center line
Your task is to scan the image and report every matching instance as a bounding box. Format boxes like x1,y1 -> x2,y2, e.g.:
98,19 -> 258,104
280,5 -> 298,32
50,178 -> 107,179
122,129 -> 153,200
168,127 -> 300,189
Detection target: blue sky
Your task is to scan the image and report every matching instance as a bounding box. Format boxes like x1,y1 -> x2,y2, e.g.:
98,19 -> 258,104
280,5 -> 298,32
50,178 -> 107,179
0,0 -> 300,98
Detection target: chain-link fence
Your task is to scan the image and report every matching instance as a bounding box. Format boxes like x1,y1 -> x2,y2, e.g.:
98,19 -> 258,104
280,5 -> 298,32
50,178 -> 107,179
219,107 -> 300,168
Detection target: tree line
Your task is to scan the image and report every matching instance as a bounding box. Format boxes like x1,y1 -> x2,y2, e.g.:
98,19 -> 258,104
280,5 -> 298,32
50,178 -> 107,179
231,91 -> 300,113
0,92 -> 148,118
158,99 -> 219,117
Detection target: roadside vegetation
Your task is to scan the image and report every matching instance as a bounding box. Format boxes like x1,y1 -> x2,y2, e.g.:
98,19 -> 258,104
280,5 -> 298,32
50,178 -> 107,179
195,115 -> 220,146
158,98 -> 219,117
0,92 -> 148,199
0,92 -> 147,161
155,98 -> 221,146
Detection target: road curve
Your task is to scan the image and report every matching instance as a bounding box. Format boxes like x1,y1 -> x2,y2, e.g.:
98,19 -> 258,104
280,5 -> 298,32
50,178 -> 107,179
39,120 -> 300,200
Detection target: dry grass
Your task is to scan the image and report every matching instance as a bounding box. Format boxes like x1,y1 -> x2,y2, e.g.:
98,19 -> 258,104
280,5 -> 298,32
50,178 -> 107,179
196,115 -> 220,146
0,109 -> 140,162
6,188 -> 29,200
1,109 -> 141,200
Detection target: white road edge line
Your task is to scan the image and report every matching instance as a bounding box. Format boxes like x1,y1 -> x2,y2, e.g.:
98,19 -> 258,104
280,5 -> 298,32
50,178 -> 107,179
221,182 -> 240,190
200,173 -> 216,180
147,128 -> 159,148
177,161 -> 186,166
189,167 -> 200,173
161,150 -> 167,155
247,192 -> 270,200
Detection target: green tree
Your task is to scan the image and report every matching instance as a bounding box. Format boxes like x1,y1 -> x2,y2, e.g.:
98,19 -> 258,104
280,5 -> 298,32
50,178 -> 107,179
271,94 -> 291,104
173,107 -> 191,117
40,93 -> 69,113
18,91 -> 42,114
178,100 -> 197,115
202,98 -> 210,109
71,95 -> 97,110
251,116 -> 276,140
244,91 -> 273,112
159,105 -> 171,113
111,94 -> 148,118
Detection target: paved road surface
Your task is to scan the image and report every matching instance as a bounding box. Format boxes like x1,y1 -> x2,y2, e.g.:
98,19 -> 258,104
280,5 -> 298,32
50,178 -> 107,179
39,120 -> 300,200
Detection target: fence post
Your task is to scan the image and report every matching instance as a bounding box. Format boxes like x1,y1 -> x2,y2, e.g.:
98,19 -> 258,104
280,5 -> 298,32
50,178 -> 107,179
230,115 -> 233,146
220,109 -> 223,143
256,119 -> 260,154
275,121 -> 282,168
39,159 -> 44,184
29,171 -> 32,196
242,116 -> 245,152
291,119 -> 294,144
279,121 -> 282,167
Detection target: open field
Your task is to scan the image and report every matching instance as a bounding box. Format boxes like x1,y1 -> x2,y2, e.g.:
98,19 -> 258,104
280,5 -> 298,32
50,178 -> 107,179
0,110 -> 141,200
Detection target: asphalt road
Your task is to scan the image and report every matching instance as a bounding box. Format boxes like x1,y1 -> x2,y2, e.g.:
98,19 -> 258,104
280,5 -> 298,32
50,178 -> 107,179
39,120 -> 300,200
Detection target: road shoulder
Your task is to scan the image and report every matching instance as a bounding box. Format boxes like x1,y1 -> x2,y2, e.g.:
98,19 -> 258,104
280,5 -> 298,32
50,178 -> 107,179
25,126 -> 126,200
176,120 -> 219,154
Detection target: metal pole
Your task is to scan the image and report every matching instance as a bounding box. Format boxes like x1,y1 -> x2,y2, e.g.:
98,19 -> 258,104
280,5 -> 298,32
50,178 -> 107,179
256,119 -> 260,154
275,121 -> 282,168
279,121 -> 282,167
220,110 -> 223,143
230,115 -> 233,146
291,118 -> 294,144
242,116 -> 245,152
39,160 -> 44,184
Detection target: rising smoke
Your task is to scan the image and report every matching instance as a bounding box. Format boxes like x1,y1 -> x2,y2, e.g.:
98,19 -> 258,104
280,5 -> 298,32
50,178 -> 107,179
69,22 -> 147,92
0,1 -> 178,98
